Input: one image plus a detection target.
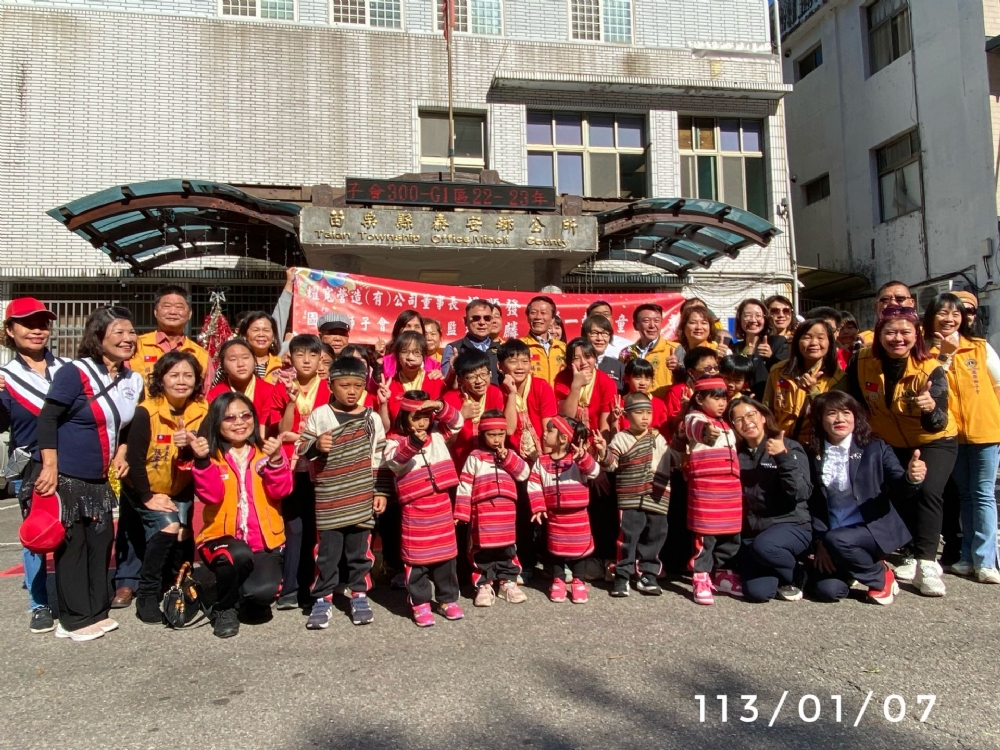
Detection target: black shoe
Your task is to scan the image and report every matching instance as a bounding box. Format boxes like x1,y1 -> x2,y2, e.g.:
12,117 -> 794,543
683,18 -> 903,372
275,592 -> 298,610
636,574 -> 663,596
212,608 -> 240,638
610,577 -> 630,597
238,600 -> 273,624
135,595 -> 165,624
29,606 -> 55,634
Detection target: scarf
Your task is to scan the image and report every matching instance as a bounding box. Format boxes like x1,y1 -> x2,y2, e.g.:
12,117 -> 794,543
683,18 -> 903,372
575,370 -> 597,428
295,376 -> 321,418
515,375 -> 540,459
465,389 -> 488,436
821,436 -> 852,492
229,445 -> 252,541
234,376 -> 256,402
399,368 -> 425,392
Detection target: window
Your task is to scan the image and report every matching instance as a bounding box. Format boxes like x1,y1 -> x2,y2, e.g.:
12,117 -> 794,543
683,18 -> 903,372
526,111 -> 646,199
419,112 -> 487,173
331,0 -> 401,27
803,174 -> 830,206
876,130 -> 921,222
678,117 -> 768,219
868,0 -> 911,75
222,0 -> 295,19
570,0 -> 632,44
796,44 -> 822,81
436,0 -> 502,35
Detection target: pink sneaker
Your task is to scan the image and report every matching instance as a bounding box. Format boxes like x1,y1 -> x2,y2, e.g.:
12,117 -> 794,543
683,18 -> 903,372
693,572 -> 714,605
549,576 -> 567,602
570,578 -> 589,604
437,601 -> 464,620
412,603 -> 435,627
713,570 -> 743,598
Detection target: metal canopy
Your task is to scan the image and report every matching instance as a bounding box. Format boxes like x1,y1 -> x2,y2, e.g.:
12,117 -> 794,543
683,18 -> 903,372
595,198 -> 780,275
46,180 -> 305,273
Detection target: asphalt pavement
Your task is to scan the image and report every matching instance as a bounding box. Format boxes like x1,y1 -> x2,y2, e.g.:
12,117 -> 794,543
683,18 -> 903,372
0,502 -> 997,750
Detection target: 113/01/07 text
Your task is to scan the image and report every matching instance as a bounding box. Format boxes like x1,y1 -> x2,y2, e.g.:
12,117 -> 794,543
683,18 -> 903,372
695,692 -> 937,726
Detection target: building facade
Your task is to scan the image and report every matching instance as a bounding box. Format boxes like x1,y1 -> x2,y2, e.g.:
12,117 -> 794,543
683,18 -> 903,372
1,0 -> 795,348
781,0 -> 999,333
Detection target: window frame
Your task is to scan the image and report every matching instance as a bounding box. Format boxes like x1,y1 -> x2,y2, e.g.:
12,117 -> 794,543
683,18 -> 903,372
525,110 -> 648,199
795,43 -> 823,81
329,0 -> 405,29
567,0 -> 634,45
219,0 -> 298,21
875,130 -> 922,223
867,0 -> 911,76
677,116 -> 769,219
418,111 -> 489,174
802,173 -> 831,206
434,0 -> 504,37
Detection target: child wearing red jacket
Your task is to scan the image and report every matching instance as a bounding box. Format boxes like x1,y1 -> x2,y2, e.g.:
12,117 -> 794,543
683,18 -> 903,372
443,348 -> 504,469
454,410 -> 531,607
528,416 -> 600,604
384,391 -> 465,627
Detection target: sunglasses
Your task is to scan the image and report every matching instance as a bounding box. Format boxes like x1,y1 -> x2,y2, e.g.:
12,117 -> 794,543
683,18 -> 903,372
222,411 -> 254,424
468,315 -> 492,323
769,307 -> 792,316
965,307 -> 978,315
879,305 -> 917,318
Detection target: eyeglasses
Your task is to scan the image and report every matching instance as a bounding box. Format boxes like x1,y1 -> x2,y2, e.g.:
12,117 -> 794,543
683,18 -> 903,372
464,371 -> 490,383
769,307 -> 792,316
965,307 -> 978,315
222,411 -> 254,424
694,364 -> 720,374
878,295 -> 912,305
586,330 -> 611,338
468,315 -> 492,323
731,411 -> 760,425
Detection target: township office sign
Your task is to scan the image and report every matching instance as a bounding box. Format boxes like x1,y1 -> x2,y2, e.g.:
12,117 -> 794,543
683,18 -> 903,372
299,207 -> 597,252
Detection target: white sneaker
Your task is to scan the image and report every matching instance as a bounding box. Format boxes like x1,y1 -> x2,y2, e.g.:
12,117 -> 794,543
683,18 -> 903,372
914,559 -> 946,597
54,623 -> 105,642
946,560 -> 974,577
893,557 -> 917,582
976,567 -> 1000,584
95,618 -> 119,633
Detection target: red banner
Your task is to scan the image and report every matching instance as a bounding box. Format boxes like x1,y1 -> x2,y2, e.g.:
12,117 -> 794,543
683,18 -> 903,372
291,268 -> 685,345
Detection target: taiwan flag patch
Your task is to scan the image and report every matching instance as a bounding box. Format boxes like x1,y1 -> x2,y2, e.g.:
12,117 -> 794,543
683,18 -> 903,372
144,355 -> 158,363
778,379 -> 792,390
865,382 -> 880,393
155,434 -> 171,444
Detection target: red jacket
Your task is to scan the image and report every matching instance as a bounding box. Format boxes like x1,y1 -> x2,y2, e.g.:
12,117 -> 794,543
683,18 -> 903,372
442,385 -> 505,468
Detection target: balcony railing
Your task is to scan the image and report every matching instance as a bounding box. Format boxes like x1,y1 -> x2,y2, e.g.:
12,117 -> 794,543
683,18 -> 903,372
778,0 -> 827,39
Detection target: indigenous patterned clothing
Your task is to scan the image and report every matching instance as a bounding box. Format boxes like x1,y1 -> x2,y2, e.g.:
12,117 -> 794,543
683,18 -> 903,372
384,402 -> 464,565
684,412 -> 742,535
603,430 -> 672,514
381,375 -> 445,425
455,449 -> 530,549
528,451 -> 600,559
616,396 -> 670,435
301,405 -> 391,532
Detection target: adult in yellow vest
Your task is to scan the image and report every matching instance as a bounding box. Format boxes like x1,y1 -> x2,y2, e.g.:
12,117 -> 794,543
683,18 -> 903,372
846,305 -> 956,596
620,303 -> 679,400
520,295 -> 566,387
857,280 -> 915,347
129,286 -> 210,395
237,311 -> 283,383
924,292 -> 1000,584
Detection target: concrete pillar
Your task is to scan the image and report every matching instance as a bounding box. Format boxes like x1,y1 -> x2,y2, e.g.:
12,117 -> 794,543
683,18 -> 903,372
327,253 -> 362,273
533,259 -> 563,290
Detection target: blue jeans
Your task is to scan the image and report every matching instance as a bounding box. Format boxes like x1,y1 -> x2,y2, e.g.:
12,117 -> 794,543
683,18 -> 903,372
952,443 -> 1000,570
23,548 -> 49,610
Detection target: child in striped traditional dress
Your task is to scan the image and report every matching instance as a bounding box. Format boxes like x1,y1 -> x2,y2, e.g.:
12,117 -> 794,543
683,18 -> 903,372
384,390 -> 465,627
594,393 -> 672,598
684,377 -> 743,605
528,416 -> 600,604
455,410 -> 531,607
298,357 -> 391,629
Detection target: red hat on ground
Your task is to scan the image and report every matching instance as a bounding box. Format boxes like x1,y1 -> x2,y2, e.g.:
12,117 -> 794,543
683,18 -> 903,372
5,298 -> 56,322
19,491 -> 65,554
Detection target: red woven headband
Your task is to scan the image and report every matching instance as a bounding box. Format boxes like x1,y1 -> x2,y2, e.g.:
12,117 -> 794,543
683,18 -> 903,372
400,397 -> 428,412
549,416 -> 574,439
693,377 -> 727,393
478,417 -> 507,432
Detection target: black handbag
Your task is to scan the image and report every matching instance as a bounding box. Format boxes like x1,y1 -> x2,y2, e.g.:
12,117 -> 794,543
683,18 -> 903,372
161,561 -> 208,628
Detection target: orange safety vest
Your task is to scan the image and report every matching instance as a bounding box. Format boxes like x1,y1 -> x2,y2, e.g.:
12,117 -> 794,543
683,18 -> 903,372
623,337 -> 681,399
856,347 -> 956,447
196,450 -> 285,549
520,335 -> 567,386
129,331 -> 210,393
136,396 -> 208,496
764,361 -> 846,443
933,337 -> 1000,445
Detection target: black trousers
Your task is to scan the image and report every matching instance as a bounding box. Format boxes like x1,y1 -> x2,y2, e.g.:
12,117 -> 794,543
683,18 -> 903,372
588,481 -> 618,561
616,508 -> 669,579
662,471 -> 692,574
940,475 -> 962,564
311,526 -> 373,599
405,558 -> 459,606
470,544 -> 521,587
377,501 -> 403,571
200,536 -> 283,611
515,481 -> 544,571
55,514 -> 114,631
812,524 -> 887,601
892,438 -> 958,560
113,498 -> 144,590
740,523 -> 811,602
692,533 -> 740,573
280,472 -> 316,604
550,556 -> 588,581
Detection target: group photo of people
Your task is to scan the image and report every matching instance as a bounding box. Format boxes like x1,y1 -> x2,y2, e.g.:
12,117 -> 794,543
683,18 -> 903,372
2,274 -> 998,641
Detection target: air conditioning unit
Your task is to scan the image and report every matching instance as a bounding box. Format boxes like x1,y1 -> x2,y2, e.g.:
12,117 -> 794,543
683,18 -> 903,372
916,280 -> 953,311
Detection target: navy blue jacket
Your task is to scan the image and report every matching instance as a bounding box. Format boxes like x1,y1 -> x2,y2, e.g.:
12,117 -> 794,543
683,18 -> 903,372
808,438 -> 914,555
737,437 -> 812,536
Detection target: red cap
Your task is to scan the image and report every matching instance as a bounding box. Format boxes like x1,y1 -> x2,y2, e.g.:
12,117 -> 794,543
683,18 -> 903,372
5,298 -> 56,322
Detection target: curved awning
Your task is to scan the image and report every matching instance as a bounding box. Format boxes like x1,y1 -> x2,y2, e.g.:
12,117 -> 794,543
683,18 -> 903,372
595,198 -> 780,275
46,180 -> 305,273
